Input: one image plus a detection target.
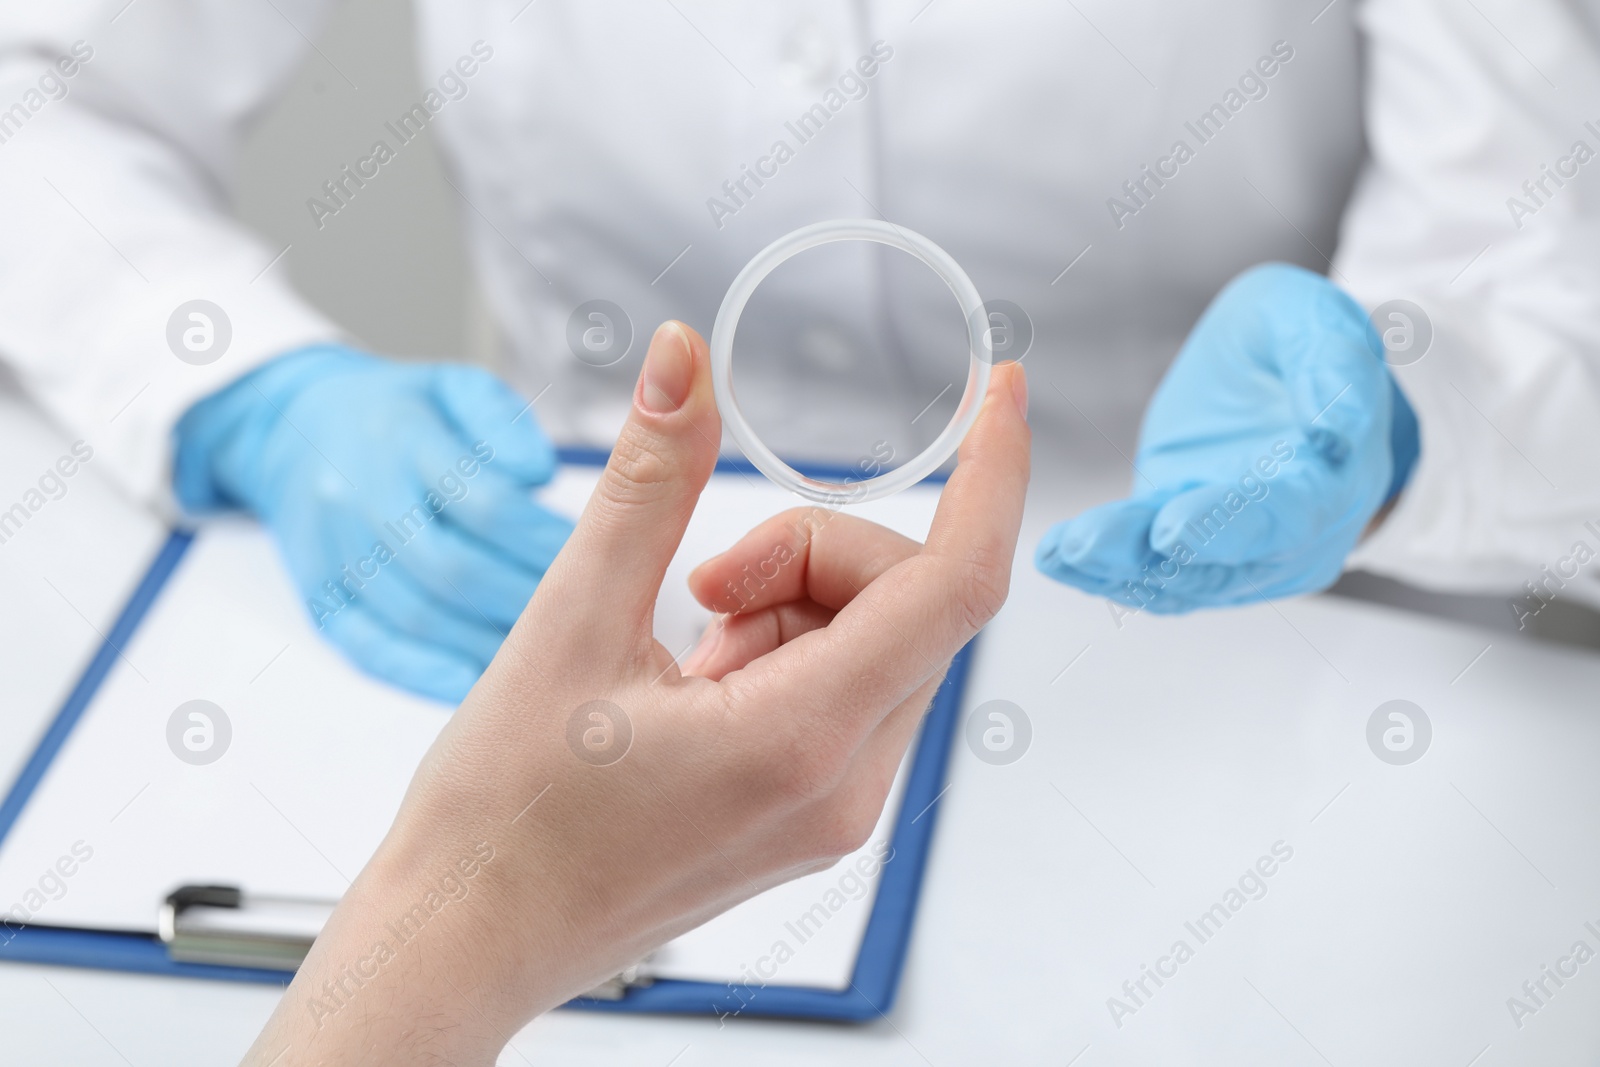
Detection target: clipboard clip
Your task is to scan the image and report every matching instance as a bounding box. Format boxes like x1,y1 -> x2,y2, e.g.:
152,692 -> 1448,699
158,884 -> 653,998
159,885 -> 331,971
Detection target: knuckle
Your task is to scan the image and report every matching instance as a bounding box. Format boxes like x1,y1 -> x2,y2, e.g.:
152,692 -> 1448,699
953,548 -> 1011,630
599,428 -> 674,507
776,505 -> 830,544
811,801 -> 878,860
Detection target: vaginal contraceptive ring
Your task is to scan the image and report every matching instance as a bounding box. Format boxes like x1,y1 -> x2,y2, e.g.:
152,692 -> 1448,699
709,218 -> 993,505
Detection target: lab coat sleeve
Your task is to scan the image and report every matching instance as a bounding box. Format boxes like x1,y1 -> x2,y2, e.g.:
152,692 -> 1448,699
0,3 -> 343,508
1335,0 -> 1600,605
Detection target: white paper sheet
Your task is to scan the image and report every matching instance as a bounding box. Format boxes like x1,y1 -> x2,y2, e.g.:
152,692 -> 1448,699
0,466 -> 943,991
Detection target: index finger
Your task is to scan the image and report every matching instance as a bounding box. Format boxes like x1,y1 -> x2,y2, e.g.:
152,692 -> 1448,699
686,509 -> 921,616
733,361 -> 1030,728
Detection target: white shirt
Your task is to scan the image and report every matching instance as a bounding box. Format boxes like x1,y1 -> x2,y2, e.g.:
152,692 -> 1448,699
1,0 -> 1597,600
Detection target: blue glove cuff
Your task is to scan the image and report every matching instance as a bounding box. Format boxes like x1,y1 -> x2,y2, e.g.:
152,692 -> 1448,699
1384,375 -> 1421,506
172,343 -> 376,513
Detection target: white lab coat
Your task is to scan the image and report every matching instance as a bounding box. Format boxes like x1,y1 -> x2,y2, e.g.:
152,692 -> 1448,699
0,0 -> 1597,601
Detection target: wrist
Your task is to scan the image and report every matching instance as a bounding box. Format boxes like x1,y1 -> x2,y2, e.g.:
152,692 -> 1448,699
1383,374 -> 1420,506
363,745 -> 671,1027
1362,376 -> 1419,540
248,845 -> 518,1066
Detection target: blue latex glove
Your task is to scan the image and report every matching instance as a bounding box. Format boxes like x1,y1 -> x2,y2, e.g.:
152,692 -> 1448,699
1036,263 -> 1419,614
174,344 -> 573,702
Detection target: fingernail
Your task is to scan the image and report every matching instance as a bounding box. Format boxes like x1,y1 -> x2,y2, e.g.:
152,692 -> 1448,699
681,616 -> 725,675
1007,362 -> 1028,418
640,321 -> 693,414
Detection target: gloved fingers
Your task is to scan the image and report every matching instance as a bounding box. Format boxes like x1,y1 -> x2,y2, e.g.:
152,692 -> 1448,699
1129,554 -> 1346,613
1091,547 -> 1343,614
1034,492 -> 1174,588
1146,463 -> 1368,568
437,467 -> 574,572
1056,549 -> 1243,608
1194,265 -> 1388,464
320,600 -> 483,704
1234,545 -> 1350,601
1162,515 -> 1361,609
405,376 -> 573,572
329,562 -> 506,667
388,517 -> 546,628
284,404 -> 498,557
428,364 -> 560,485
1227,265 -> 1395,471
1289,327 -> 1391,471
1037,503 -> 1353,611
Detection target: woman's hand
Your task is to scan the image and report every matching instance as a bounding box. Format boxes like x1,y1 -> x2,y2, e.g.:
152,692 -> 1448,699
244,321 -> 1030,1066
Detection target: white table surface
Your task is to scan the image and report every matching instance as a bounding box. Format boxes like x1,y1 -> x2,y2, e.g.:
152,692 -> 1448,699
3,384 -> 1598,1067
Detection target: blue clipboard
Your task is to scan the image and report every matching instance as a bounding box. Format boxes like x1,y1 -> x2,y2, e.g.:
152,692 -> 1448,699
0,449 -> 974,1023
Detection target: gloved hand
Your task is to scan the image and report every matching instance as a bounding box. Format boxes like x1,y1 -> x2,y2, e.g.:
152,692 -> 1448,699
1036,263 -> 1419,614
174,344 -> 573,702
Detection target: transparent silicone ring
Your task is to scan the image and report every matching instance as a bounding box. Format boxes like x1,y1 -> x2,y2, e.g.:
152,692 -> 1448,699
710,219 -> 993,505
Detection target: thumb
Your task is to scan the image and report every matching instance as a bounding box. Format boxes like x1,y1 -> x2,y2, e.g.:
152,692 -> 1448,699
542,320 -> 720,629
